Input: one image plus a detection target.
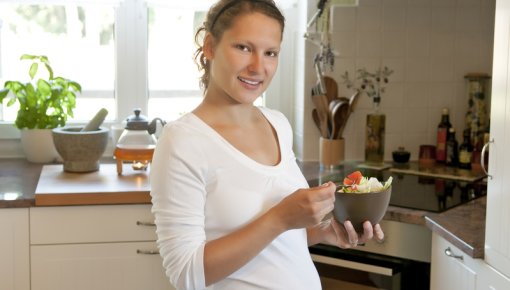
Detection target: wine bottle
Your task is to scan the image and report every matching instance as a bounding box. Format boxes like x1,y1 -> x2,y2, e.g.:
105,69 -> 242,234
459,129 -> 474,169
436,108 -> 452,163
445,127 -> 458,167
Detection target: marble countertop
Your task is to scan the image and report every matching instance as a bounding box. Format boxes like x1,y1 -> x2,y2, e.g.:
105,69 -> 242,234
0,158 -> 486,258
425,196 -> 486,258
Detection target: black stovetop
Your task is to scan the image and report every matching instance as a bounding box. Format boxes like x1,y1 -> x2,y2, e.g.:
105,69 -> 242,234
308,163 -> 487,213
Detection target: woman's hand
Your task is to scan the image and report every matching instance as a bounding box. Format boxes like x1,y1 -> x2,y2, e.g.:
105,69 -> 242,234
311,219 -> 385,248
270,182 -> 337,231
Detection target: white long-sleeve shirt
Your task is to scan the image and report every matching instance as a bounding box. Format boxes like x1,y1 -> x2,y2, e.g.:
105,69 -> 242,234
150,107 -> 321,290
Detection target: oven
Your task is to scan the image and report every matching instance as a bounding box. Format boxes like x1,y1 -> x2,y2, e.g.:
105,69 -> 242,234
307,163 -> 487,290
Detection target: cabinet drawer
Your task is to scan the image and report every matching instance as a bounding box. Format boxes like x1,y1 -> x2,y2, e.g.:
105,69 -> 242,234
31,241 -> 173,290
430,232 -> 483,290
30,204 -> 157,244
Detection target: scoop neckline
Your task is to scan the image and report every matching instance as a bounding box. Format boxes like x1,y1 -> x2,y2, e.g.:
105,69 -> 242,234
187,107 -> 284,172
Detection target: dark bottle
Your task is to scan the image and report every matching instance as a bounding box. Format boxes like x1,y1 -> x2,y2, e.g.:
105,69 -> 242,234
459,129 -> 474,170
436,108 -> 452,163
445,127 -> 458,167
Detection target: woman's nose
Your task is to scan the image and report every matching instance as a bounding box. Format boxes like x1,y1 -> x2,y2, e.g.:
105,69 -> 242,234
248,54 -> 264,74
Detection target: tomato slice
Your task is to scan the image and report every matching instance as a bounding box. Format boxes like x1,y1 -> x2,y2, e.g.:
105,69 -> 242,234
343,171 -> 363,185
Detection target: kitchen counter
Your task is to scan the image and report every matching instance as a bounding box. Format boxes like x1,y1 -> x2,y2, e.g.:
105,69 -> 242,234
0,158 -> 485,258
425,196 -> 486,258
0,158 -> 39,208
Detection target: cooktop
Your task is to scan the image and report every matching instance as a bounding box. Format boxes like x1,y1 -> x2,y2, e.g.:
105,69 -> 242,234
308,163 -> 487,213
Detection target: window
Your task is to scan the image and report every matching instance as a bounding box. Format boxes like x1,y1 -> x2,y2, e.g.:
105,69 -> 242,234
0,1 -> 116,125
146,4 -> 206,120
0,0 -> 298,142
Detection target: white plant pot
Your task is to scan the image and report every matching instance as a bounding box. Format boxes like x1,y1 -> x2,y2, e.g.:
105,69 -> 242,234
20,129 -> 60,163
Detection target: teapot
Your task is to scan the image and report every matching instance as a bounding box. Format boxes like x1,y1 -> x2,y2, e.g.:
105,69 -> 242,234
114,109 -> 166,174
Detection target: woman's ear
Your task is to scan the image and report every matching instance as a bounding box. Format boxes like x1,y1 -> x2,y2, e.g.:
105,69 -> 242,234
203,33 -> 214,60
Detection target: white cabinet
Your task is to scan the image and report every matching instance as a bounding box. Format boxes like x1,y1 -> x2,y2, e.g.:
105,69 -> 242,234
30,204 -> 174,290
485,0 -> 510,280
477,263 -> 510,290
430,232 -> 481,290
0,208 -> 30,290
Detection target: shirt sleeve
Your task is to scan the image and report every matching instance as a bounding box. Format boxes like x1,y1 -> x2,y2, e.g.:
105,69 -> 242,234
150,122 -> 208,290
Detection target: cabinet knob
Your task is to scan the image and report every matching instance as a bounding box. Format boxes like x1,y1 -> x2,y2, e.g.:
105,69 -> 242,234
444,247 -> 464,260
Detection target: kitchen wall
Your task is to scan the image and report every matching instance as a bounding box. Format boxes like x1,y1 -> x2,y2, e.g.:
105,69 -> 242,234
294,0 -> 496,162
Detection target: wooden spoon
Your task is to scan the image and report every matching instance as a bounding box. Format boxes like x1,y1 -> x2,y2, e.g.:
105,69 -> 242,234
312,94 -> 331,138
312,109 -> 321,132
335,101 -> 350,139
323,76 -> 338,104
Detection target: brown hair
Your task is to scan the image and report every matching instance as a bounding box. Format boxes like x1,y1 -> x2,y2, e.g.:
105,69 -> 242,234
193,0 -> 285,90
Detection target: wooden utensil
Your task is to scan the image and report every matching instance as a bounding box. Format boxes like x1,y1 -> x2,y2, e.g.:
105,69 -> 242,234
312,109 -> 321,132
323,76 -> 338,104
335,101 -> 350,139
312,94 -> 330,138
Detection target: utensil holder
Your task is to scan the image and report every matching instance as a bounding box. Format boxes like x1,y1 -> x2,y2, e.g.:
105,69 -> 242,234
320,137 -> 345,169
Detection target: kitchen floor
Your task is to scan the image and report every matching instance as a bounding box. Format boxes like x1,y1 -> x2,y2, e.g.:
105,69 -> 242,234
321,277 -> 382,290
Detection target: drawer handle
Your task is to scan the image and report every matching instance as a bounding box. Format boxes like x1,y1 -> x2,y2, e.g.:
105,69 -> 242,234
136,221 -> 156,226
444,247 -> 463,260
136,249 -> 160,255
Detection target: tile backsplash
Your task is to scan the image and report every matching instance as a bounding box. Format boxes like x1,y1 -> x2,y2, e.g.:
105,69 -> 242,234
296,0 -> 495,162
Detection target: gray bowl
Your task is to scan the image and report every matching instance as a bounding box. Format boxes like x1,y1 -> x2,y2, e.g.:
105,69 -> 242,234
333,186 -> 392,232
52,126 -> 109,172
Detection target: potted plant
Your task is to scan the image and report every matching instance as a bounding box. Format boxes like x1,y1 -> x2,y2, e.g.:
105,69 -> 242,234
0,54 -> 81,163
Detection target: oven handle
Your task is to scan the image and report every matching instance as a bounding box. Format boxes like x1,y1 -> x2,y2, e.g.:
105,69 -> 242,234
311,254 -> 395,277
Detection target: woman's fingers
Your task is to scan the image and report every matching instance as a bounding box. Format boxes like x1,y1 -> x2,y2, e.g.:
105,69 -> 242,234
374,223 -> 385,243
331,220 -> 383,249
343,220 -> 359,246
358,221 -> 374,244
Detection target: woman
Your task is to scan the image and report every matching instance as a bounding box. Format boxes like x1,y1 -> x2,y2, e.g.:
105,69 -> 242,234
150,1 -> 384,289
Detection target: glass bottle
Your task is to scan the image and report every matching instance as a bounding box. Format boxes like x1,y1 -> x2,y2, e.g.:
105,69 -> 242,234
365,100 -> 385,164
445,127 -> 458,167
459,129 -> 474,170
436,108 -> 452,163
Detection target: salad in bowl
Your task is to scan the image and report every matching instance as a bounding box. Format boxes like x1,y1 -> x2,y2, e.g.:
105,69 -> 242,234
333,171 -> 393,232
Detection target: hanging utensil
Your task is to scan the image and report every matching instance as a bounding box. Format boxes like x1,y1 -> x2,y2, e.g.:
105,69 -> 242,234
314,57 -> 326,95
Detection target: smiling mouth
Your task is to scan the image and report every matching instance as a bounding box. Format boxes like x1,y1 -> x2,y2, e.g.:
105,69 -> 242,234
238,76 -> 262,86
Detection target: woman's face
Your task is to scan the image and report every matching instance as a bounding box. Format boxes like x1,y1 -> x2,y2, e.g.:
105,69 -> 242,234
205,11 -> 282,104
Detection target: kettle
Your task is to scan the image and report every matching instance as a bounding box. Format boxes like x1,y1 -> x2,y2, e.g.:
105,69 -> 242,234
114,109 -> 166,174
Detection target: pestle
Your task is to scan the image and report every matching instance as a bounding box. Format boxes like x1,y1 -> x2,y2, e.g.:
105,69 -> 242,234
81,108 -> 109,131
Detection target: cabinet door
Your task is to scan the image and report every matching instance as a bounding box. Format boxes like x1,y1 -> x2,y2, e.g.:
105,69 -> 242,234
0,208 -> 30,290
478,263 -> 510,290
430,233 -> 477,290
31,241 -> 175,290
486,0 -> 510,278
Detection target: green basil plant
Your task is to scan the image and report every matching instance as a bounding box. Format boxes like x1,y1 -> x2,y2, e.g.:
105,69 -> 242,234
0,54 -> 81,129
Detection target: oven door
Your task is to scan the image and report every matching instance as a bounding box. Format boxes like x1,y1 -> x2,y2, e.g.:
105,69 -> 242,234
310,244 -> 403,290
310,245 -> 430,290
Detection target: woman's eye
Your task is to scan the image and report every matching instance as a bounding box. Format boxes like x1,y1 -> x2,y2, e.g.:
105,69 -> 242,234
236,44 -> 250,52
266,51 -> 279,57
